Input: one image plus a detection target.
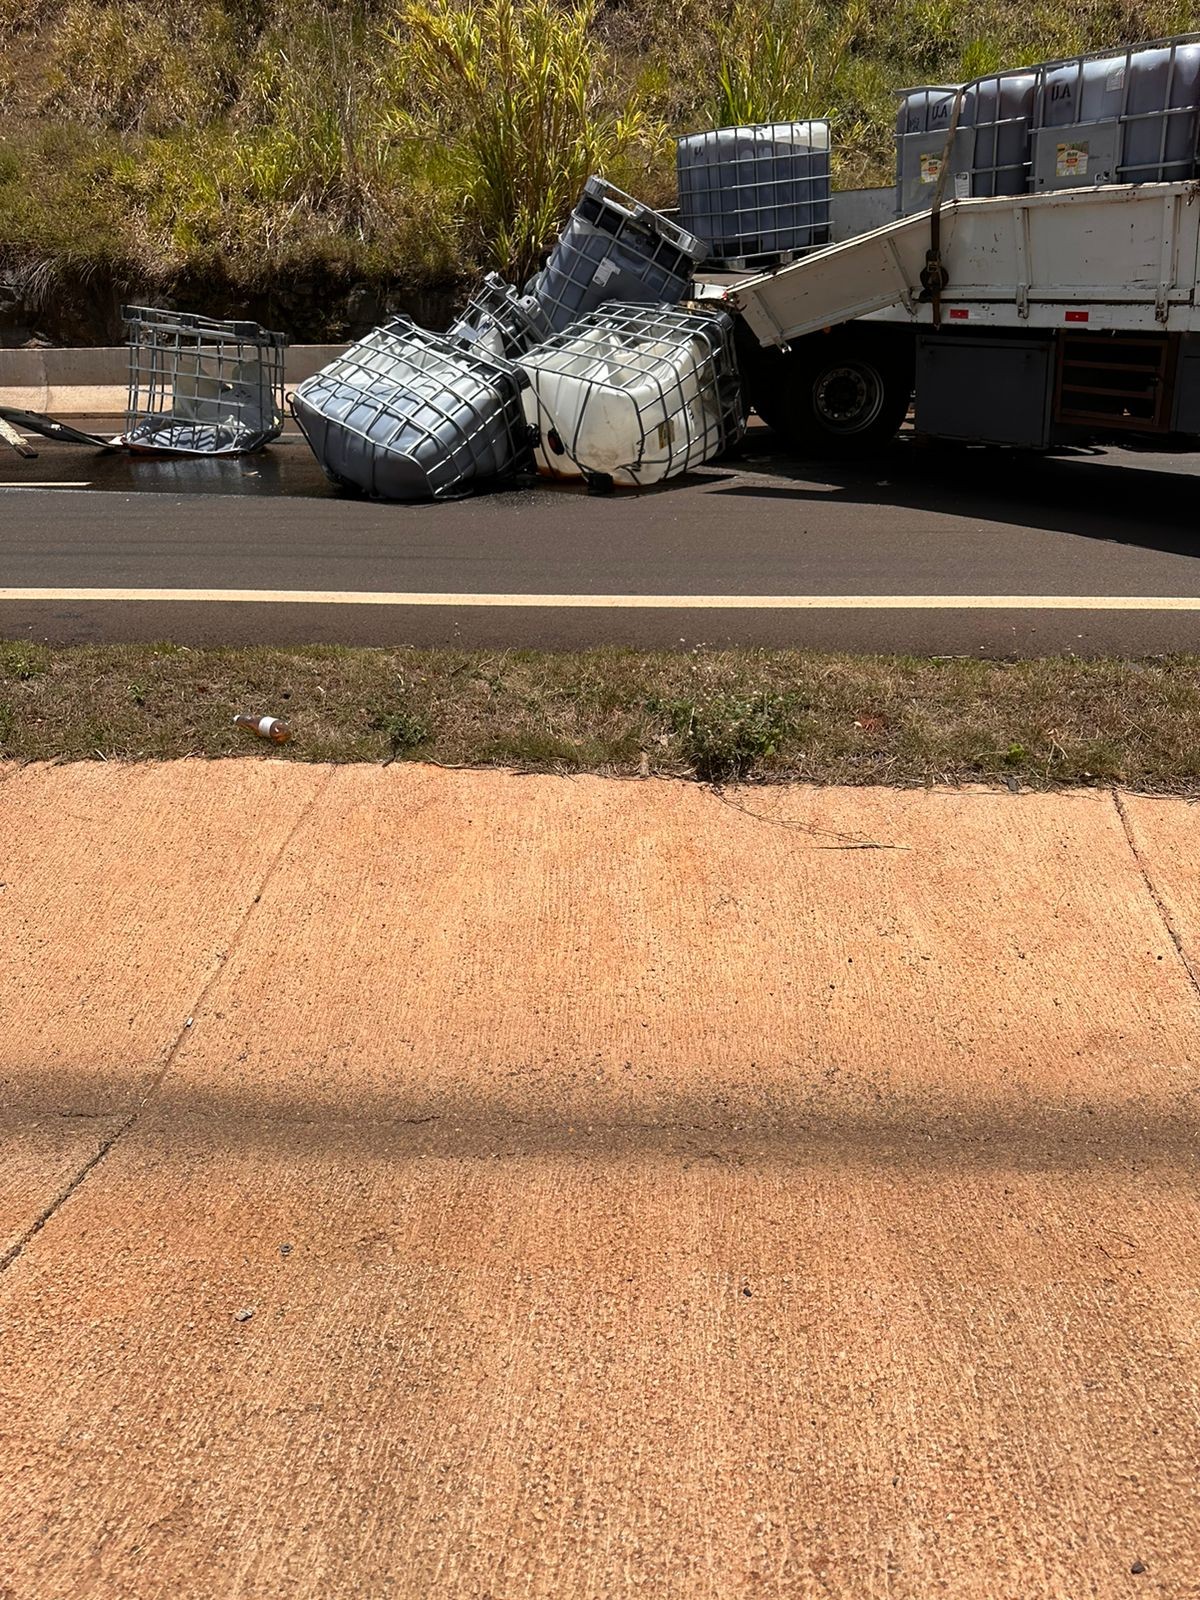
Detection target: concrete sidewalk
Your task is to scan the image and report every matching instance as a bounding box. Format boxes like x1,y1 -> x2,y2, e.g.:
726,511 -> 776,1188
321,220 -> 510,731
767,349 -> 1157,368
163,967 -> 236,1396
2,762 -> 1199,1598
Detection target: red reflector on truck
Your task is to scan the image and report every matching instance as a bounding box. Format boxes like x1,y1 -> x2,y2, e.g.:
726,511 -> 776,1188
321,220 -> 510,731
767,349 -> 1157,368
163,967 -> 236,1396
1065,310 -> 1089,322
948,308 -> 969,320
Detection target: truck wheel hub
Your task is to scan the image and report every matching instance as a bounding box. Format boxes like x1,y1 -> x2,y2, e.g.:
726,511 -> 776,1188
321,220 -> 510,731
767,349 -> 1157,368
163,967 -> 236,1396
814,363 -> 884,431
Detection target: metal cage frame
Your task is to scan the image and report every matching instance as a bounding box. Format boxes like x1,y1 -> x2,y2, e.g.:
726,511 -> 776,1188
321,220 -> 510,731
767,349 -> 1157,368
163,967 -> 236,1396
449,272 -> 554,360
121,305 -> 288,455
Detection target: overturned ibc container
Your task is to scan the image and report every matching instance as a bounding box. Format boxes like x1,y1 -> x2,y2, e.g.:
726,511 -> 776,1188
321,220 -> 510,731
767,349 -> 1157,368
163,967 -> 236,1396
676,120 -> 832,267
894,85 -> 976,214
448,271 -> 553,360
290,318 -> 531,501
122,306 -> 287,454
528,177 -> 707,335
519,303 -> 744,490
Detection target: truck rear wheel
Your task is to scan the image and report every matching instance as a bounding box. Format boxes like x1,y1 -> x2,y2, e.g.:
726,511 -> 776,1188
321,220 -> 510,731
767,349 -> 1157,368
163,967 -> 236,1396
747,328 -> 913,457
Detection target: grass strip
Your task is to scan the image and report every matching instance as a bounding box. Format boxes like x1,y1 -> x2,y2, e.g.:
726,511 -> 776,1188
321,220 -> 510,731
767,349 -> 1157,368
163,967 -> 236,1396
1,641 -> 1198,790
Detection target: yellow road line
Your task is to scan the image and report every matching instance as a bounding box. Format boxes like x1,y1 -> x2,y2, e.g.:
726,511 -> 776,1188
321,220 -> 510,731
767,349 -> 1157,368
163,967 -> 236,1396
0,589 -> 1199,610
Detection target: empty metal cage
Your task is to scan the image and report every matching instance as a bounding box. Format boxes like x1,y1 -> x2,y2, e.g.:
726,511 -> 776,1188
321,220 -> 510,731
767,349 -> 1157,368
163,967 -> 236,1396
290,317 -> 532,501
122,305 -> 288,454
519,303 -> 744,488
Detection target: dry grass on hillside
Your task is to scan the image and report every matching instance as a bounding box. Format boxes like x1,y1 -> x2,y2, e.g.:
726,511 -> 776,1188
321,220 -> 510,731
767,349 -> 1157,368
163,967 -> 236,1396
1,0 -> 1195,304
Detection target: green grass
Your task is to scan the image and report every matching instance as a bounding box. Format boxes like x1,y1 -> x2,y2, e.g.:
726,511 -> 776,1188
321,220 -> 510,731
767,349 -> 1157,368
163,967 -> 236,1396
2,0 -> 1195,319
2,643 -> 1199,792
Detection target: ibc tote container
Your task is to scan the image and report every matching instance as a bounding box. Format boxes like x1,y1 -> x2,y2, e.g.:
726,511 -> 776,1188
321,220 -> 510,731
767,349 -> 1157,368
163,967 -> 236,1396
448,271 -> 553,360
1030,35 -> 1200,190
121,305 -> 287,455
1122,38 -> 1200,182
290,318 -> 531,501
519,304 -> 744,489
675,120 -> 831,265
895,86 -> 976,214
528,177 -> 707,335
969,70 -> 1037,195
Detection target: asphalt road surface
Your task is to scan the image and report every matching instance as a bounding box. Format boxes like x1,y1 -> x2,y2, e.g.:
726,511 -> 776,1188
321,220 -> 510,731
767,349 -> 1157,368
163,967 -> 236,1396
2,426 -> 1200,653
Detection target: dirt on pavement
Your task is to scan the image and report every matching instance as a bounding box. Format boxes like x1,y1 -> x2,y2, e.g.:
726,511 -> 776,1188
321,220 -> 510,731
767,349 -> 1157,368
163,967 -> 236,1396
1,763 -> 1198,1599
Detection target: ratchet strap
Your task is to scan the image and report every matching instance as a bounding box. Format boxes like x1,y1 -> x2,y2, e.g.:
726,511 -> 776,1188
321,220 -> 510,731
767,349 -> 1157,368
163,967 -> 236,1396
919,86 -> 965,328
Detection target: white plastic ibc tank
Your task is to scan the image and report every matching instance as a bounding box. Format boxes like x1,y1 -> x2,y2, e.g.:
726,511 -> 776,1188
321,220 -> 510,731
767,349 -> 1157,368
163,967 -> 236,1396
290,319 -> 530,501
676,121 -> 831,262
528,177 -> 707,335
1123,40 -> 1200,182
970,71 -> 1037,195
519,304 -> 744,488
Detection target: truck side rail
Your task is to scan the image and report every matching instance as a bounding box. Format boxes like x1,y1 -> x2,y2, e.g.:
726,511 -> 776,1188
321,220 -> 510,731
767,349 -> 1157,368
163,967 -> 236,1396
729,181 -> 1200,346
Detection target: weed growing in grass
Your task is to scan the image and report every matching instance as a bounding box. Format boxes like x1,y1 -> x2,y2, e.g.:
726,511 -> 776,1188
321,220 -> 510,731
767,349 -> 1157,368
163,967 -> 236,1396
670,690 -> 796,783
0,642 -> 50,681
373,706 -> 432,757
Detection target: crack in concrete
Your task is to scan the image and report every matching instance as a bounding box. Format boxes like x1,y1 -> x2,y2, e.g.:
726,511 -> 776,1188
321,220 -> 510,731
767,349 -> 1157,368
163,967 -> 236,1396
0,1116 -> 133,1275
134,766 -> 338,1115
0,765 -> 338,1279
1112,786 -> 1200,1006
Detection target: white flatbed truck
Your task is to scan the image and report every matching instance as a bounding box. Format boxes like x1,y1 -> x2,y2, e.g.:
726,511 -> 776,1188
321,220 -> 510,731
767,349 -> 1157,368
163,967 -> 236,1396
707,179 -> 1200,455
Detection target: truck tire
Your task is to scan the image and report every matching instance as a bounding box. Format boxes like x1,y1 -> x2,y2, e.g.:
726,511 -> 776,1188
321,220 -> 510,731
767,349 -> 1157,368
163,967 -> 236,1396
747,327 -> 913,457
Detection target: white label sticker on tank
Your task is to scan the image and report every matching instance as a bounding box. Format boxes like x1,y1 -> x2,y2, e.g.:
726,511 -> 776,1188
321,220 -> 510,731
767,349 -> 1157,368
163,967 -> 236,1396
1106,66 -> 1126,93
920,153 -> 942,183
592,258 -> 619,286
1057,141 -> 1089,177
954,171 -> 971,199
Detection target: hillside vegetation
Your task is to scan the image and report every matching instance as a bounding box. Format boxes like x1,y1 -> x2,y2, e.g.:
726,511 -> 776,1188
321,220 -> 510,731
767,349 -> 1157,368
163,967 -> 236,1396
0,0 -> 1195,334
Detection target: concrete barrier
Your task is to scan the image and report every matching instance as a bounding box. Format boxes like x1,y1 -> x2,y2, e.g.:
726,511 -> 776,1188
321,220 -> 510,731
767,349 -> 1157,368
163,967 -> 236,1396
0,344 -> 349,416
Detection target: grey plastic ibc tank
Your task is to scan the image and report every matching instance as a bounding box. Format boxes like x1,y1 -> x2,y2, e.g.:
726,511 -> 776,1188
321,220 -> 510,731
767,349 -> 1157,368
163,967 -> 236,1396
895,85 -> 976,214
527,177 -> 707,335
1122,40 -> 1200,182
290,319 -> 529,502
970,71 -> 1037,195
676,120 -> 831,262
1030,54 -> 1126,188
1039,53 -> 1128,127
